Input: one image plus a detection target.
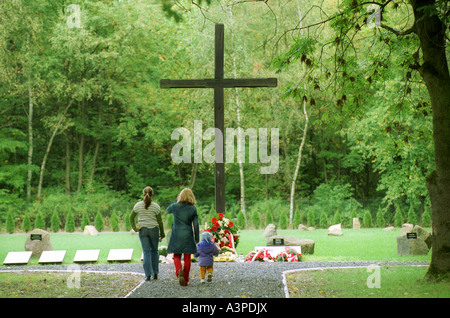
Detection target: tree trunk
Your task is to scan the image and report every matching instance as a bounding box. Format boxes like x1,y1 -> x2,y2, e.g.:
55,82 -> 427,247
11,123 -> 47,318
26,68 -> 33,202
410,0 -> 450,276
289,100 -> 308,225
189,163 -> 198,189
37,102 -> 72,199
88,102 -> 103,186
65,132 -> 71,196
230,7 -> 247,224
76,99 -> 86,196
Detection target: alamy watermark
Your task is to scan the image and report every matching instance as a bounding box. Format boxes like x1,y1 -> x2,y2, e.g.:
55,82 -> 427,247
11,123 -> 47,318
171,120 -> 279,174
366,4 -> 381,28
67,4 -> 82,29
366,264 -> 381,288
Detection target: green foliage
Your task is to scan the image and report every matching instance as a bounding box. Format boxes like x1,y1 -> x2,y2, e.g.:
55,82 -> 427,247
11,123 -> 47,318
34,211 -> 45,230
333,210 -> 341,225
293,207 -> 302,228
64,210 -> 75,233
251,208 -> 260,229
21,213 -> 32,232
394,205 -> 404,227
94,211 -> 104,232
165,213 -> 174,229
81,211 -> 90,231
363,210 -> 373,228
124,211 -> 132,231
421,206 -> 431,227
376,207 -> 386,228
265,210 -> 274,225
6,212 -> 15,233
319,211 -> 328,228
407,205 -> 418,225
307,209 -> 316,227
50,210 -> 60,232
110,210 -> 120,232
279,210 -> 288,229
236,211 -> 246,228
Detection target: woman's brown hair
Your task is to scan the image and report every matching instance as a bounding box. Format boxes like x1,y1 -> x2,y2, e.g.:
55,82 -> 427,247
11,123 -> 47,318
143,186 -> 153,209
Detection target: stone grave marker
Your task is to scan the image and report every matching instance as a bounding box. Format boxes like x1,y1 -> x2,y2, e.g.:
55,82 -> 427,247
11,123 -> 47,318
73,249 -> 100,263
24,229 -> 53,258
107,249 -> 133,262
3,251 -> 33,265
38,250 -> 66,264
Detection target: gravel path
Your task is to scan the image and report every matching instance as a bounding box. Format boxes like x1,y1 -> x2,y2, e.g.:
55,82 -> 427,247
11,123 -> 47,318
0,260 -> 429,298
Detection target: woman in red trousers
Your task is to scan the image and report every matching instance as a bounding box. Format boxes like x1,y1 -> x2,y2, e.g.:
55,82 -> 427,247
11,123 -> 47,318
167,188 -> 199,286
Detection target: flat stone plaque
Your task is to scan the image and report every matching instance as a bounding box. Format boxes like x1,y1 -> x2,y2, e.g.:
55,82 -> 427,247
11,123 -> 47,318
73,249 -> 100,263
107,249 -> 133,262
3,251 -> 33,265
38,250 -> 66,264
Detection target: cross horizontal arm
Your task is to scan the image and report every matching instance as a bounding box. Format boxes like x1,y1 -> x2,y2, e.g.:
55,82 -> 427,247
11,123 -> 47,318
160,78 -> 277,88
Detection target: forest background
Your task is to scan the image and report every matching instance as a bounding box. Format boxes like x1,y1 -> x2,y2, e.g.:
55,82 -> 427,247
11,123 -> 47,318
0,0 -> 437,232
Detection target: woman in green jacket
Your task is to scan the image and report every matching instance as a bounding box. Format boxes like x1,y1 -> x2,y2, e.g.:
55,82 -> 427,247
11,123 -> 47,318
167,188 -> 199,286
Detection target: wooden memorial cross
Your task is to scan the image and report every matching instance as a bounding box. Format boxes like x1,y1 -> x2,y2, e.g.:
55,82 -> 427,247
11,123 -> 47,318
160,23 -> 277,214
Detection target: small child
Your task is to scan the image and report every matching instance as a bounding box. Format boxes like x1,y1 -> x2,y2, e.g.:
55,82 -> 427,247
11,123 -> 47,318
195,231 -> 219,283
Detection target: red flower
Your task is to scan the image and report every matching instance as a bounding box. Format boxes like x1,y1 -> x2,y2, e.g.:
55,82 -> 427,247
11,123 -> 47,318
212,226 -> 218,232
212,217 -> 217,224
224,229 -> 230,235
205,229 -> 211,232
218,213 -> 224,219
228,221 -> 233,228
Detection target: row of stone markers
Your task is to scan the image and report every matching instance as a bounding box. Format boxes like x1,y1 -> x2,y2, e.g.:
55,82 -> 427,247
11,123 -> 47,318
2,228 -> 136,266
2,248 -> 136,266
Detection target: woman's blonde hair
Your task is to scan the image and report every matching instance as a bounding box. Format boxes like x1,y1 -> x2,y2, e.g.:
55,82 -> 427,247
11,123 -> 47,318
177,188 -> 196,206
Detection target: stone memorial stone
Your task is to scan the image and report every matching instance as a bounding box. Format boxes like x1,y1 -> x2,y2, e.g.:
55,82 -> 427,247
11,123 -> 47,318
107,249 -> 133,262
297,224 -> 308,231
3,251 -> 32,265
383,226 -> 395,231
263,224 -> 277,237
267,235 -> 315,254
397,235 -> 429,256
24,229 -> 52,258
73,249 -> 100,263
352,218 -> 361,230
401,223 -> 414,236
412,225 -> 432,249
328,223 -> 343,236
83,225 -> 99,236
38,250 -> 66,264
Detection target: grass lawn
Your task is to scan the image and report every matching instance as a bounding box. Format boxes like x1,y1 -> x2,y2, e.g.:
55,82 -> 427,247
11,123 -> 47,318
285,265 -> 450,298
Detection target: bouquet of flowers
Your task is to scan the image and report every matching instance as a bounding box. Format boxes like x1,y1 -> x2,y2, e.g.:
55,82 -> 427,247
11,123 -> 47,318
244,248 -> 274,262
276,248 -> 302,262
205,213 -> 239,249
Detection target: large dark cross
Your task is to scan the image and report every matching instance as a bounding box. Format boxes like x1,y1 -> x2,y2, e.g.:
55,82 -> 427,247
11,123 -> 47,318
160,23 -> 277,214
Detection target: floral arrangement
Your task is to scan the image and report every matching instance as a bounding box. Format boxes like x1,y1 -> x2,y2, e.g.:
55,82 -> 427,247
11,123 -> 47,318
244,248 -> 274,262
276,248 -> 302,262
245,247 -> 302,263
205,213 -> 239,249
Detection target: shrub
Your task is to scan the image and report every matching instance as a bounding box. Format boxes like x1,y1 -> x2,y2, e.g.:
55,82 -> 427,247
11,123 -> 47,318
22,213 -> 32,232
65,210 -> 75,232
251,208 -> 260,229
421,206 -> 431,227
376,206 -> 385,227
363,210 -> 373,227
279,210 -> 288,229
123,211 -> 131,231
6,212 -> 15,233
319,211 -> 328,228
81,210 -> 90,231
50,210 -> 60,232
265,210 -> 274,225
407,205 -> 418,225
307,209 -> 316,227
94,211 -> 104,232
293,207 -> 302,228
110,210 -> 120,232
333,210 -> 341,225
35,211 -> 45,229
237,211 -> 246,228
394,205 -> 403,227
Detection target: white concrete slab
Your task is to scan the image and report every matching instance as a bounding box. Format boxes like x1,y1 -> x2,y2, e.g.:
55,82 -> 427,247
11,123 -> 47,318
3,251 -> 33,265
38,250 -> 66,264
73,249 -> 100,263
107,249 -> 133,262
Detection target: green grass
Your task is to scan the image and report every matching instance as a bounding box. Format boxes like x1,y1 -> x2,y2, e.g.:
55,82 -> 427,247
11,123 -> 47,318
285,266 -> 450,298
0,228 -> 431,265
